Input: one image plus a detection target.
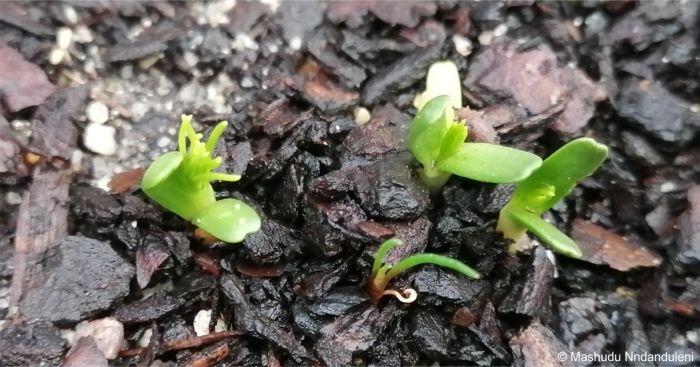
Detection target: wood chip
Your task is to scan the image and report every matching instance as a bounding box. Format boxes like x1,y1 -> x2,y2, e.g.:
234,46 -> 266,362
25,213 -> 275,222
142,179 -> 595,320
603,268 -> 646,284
108,168 -> 144,194
571,219 -> 662,271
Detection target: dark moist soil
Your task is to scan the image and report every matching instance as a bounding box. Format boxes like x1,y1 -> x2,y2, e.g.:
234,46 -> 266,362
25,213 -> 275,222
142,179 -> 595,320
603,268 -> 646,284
1,1 -> 699,367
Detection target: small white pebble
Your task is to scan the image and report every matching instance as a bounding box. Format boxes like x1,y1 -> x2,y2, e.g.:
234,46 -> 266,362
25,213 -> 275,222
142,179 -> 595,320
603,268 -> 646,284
452,34 -> 473,56
56,27 -> 73,50
86,101 -> 110,124
138,328 -> 153,348
690,104 -> 700,113
232,34 -> 259,51
687,331 -> 699,344
49,48 -> 67,65
5,192 -> 22,205
573,17 -> 583,27
353,106 -> 371,125
73,317 -> 124,360
289,36 -> 303,51
71,149 -> 83,171
493,24 -> 508,37
183,51 -> 199,67
478,31 -> 494,46
74,25 -> 93,43
240,76 -> 255,88
660,181 -> 677,193
157,136 -> 171,148
63,6 -> 78,24
193,310 -> 213,336
83,123 -> 117,155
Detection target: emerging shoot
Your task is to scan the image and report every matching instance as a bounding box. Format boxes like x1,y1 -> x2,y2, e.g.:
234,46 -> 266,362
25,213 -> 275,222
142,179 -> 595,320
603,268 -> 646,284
408,96 -> 543,193
414,60 -> 463,110
368,238 -> 481,303
497,138 -> 608,258
142,115 -> 261,243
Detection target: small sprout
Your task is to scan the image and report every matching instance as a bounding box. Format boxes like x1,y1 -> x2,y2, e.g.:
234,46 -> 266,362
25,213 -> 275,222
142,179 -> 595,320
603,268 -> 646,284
142,115 -> 261,243
368,238 -> 480,303
497,138 -> 608,258
408,96 -> 543,192
413,60 -> 463,110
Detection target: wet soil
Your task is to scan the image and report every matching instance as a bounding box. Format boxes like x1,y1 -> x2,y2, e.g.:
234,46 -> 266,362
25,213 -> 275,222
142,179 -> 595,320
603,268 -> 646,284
0,1 -> 699,366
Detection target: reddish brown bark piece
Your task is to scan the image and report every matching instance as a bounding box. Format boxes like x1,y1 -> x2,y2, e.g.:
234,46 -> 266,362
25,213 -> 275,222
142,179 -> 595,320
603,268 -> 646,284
236,262 -> 284,278
8,168 -> 71,319
509,322 -> 569,367
452,307 -> 477,327
571,219 -> 662,271
183,341 -> 230,367
64,337 -> 108,367
467,44 -> 606,135
119,330 -> 239,358
108,168 -> 144,194
136,241 -> 170,288
0,44 -> 56,113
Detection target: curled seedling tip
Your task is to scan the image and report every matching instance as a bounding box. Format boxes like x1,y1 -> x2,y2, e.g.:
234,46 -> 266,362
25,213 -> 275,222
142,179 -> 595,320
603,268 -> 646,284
380,288 -> 418,303
367,238 -> 480,303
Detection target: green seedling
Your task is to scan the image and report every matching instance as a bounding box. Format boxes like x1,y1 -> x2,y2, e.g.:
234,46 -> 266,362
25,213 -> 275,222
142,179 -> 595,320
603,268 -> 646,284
142,115 -> 261,243
497,138 -> 608,258
408,96 -> 543,192
368,238 -> 480,303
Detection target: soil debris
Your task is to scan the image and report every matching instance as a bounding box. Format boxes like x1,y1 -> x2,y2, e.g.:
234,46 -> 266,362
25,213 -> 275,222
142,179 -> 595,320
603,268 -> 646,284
29,85 -> 88,162
615,78 -> 700,146
509,321 -> 570,367
114,294 -> 184,325
0,43 -> 56,113
499,247 -> 554,318
571,219 -> 662,271
0,320 -> 65,367
104,23 -> 182,63
467,43 -> 606,135
19,236 -> 134,324
64,337 -> 108,367
221,274 -> 311,363
315,303 -> 400,367
676,186 -> 700,268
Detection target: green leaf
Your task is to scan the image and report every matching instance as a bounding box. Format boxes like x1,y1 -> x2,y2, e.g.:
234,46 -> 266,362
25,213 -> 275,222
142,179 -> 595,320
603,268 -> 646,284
510,138 -> 608,214
192,198 -> 262,243
142,151 -> 183,189
437,143 -> 542,183
407,96 -> 452,167
372,238 -> 402,277
386,253 -> 481,281
435,123 -> 468,164
508,208 -> 582,258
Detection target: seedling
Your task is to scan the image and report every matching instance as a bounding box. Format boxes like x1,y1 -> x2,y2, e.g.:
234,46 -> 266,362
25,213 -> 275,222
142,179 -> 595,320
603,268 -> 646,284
368,238 -> 480,303
408,96 -> 543,192
142,115 -> 261,243
497,138 -> 608,258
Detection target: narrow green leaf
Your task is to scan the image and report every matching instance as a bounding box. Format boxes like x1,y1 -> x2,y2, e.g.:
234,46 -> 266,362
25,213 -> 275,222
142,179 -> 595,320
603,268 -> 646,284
435,123 -> 468,164
386,253 -> 481,281
372,238 -> 402,277
509,208 -> 582,258
192,198 -> 262,243
407,96 -> 452,167
437,143 -> 542,184
142,151 -> 183,189
510,138 -> 608,214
